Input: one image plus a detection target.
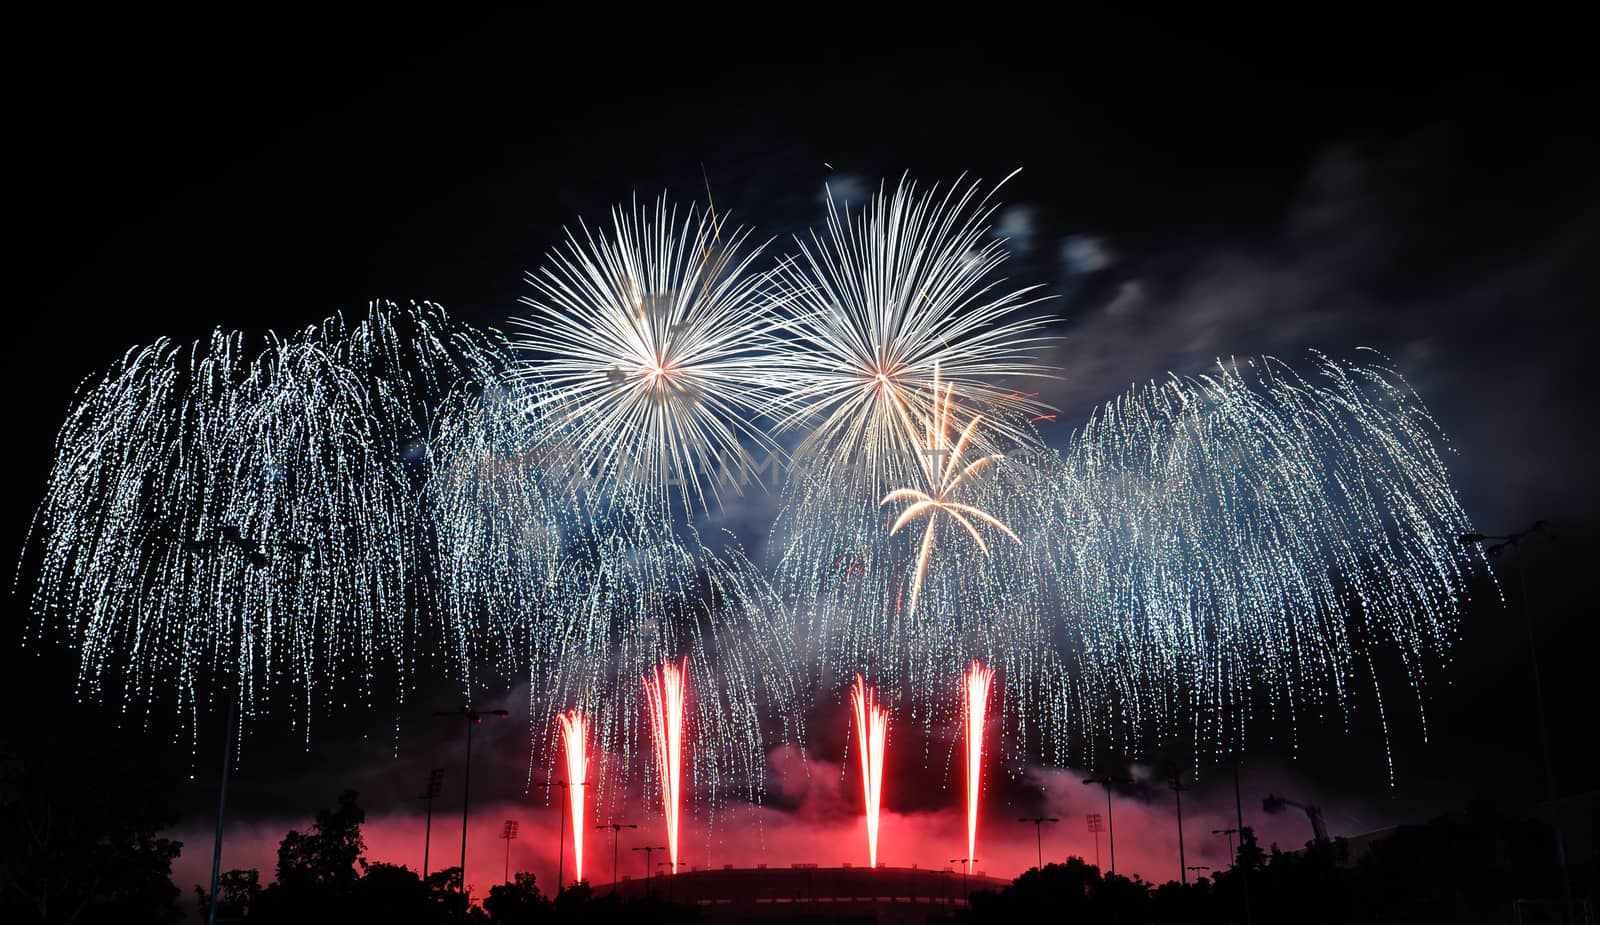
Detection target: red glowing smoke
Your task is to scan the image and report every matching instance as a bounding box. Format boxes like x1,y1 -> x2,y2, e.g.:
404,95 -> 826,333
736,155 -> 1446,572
558,709 -> 589,884
644,659 -> 688,873
850,674 -> 890,868
963,660 -> 994,870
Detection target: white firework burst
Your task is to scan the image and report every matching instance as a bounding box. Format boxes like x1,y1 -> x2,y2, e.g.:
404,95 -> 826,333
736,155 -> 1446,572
511,196 -> 789,510
769,172 -> 1056,493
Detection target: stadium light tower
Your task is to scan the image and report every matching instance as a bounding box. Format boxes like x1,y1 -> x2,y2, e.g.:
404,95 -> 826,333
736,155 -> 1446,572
1086,813 -> 1104,869
500,820 -> 520,883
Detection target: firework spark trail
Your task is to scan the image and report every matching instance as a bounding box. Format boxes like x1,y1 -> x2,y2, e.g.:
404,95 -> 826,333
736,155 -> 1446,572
1045,351 -> 1484,765
425,362 -> 801,822
880,365 -> 1022,616
559,709 -> 590,884
776,445 -> 1066,766
510,195 -> 790,510
962,661 -> 994,868
768,172 -> 1055,495
519,501 -> 802,822
423,377 -> 568,688
779,350 -> 1482,772
644,658 -> 688,873
24,301 -> 505,749
849,674 -> 890,868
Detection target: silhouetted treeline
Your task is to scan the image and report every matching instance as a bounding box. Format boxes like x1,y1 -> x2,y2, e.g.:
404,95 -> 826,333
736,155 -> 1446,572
964,803 -> 1590,924
195,790 -> 705,924
4,755 -> 1592,925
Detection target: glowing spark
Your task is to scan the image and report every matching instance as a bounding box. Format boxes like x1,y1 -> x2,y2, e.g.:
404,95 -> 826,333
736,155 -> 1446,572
559,709 -> 590,884
644,659 -> 688,874
850,675 -> 890,868
880,366 -> 1021,617
962,661 -> 994,868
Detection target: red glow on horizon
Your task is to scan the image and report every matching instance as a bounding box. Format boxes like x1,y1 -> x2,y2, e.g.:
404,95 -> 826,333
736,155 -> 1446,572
963,660 -> 994,871
558,710 -> 589,884
644,658 -> 688,874
849,674 -> 890,868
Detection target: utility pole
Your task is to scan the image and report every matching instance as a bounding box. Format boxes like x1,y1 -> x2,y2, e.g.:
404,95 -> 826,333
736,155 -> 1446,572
420,768 -> 444,878
434,706 -> 509,893
500,820 -> 520,884
597,822 -> 637,894
532,778 -> 588,894
1462,524 -> 1573,924
1082,776 -> 1131,876
633,845 -> 666,892
1212,828 -> 1236,861
949,858 -> 978,904
1230,753 -> 1253,925
1169,771 -> 1190,885
1017,817 -> 1059,870
205,698 -> 237,925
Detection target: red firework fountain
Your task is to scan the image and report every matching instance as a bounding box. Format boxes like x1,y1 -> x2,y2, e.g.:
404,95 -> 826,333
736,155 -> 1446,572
850,674 -> 890,868
558,710 -> 589,884
644,658 -> 688,874
962,661 -> 994,872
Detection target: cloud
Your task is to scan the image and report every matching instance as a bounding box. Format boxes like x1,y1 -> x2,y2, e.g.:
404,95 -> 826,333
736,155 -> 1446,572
1040,138 -> 1600,527
820,173 -> 872,210
996,205 -> 1041,256
1061,235 -> 1113,276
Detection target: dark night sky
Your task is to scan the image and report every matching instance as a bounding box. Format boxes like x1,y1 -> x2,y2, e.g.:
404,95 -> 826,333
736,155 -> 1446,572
7,9 -> 1598,899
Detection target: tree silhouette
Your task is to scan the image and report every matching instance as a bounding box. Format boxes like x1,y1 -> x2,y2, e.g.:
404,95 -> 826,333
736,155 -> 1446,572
0,701 -> 184,923
195,868 -> 261,921
484,872 -> 550,924
254,789 -> 368,921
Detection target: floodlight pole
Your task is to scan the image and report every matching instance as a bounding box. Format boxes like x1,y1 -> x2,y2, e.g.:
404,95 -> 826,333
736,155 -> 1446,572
1018,817 -> 1059,869
435,706 -> 509,894
597,822 -> 637,894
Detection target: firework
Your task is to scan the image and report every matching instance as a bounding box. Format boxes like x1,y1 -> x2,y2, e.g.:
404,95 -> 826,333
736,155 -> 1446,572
559,710 -> 590,884
880,366 -> 1021,616
769,173 -> 1055,494
423,376 -> 568,688
23,161 -> 1488,796
522,503 -> 802,824
423,365 -> 800,822
778,349 -> 1482,772
644,659 -> 688,873
773,388 -> 1063,761
24,302 -> 504,746
962,661 -> 994,867
1045,351 -> 1483,767
510,196 -> 789,509
849,674 -> 890,868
